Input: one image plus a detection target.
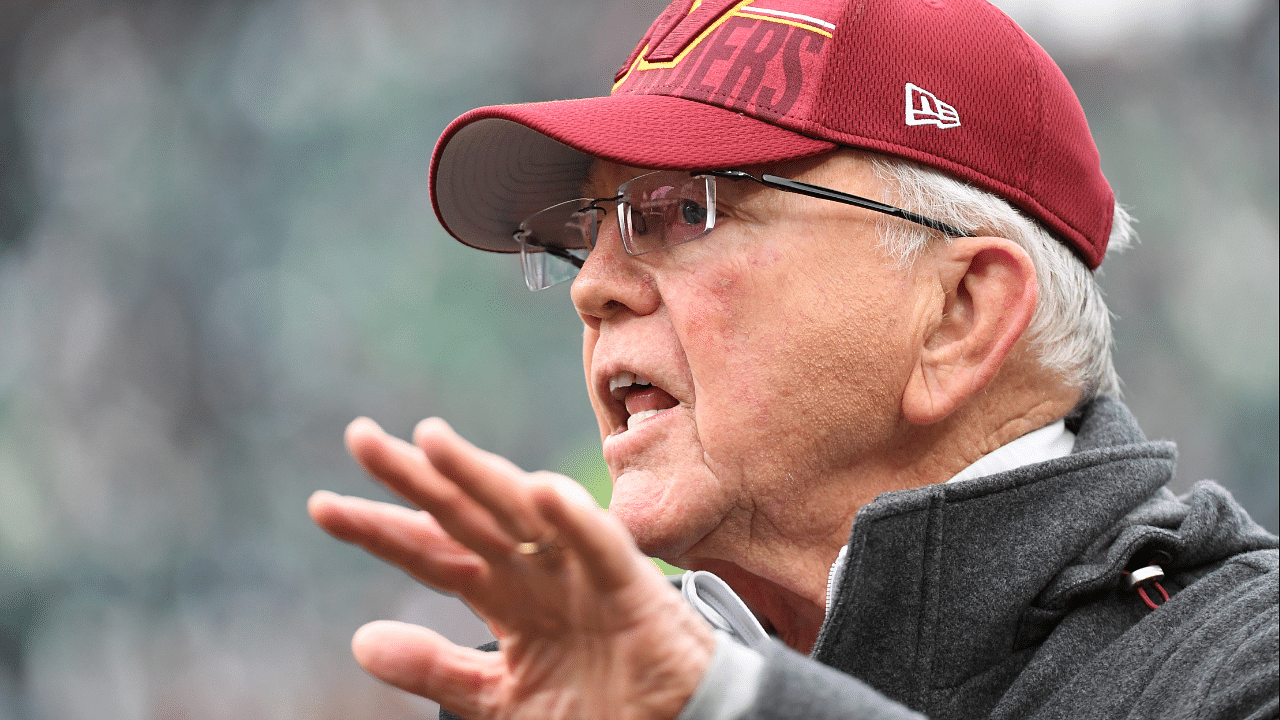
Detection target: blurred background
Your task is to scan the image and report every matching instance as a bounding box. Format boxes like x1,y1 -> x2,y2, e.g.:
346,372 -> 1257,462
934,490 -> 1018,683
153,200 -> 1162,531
0,0 -> 1275,717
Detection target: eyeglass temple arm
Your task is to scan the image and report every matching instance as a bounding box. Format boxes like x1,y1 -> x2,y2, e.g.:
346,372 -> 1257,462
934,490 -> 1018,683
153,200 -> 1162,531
513,195 -> 620,271
546,245 -> 586,268
704,170 -> 975,238
513,231 -> 587,269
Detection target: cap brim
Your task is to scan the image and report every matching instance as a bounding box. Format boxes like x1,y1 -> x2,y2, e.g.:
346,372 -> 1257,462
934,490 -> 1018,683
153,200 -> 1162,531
430,94 -> 836,253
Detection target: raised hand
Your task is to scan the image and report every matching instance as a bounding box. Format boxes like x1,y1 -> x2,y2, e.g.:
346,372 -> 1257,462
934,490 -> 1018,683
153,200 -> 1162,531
309,417 -> 715,720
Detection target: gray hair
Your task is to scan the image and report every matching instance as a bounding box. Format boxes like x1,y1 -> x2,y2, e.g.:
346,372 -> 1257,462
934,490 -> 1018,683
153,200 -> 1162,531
867,155 -> 1136,400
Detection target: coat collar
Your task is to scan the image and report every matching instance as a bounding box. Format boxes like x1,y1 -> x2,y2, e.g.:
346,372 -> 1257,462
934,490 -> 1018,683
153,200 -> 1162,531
812,397 -> 1183,710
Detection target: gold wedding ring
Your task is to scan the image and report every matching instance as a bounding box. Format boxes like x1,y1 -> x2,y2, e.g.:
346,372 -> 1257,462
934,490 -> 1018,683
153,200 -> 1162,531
514,538 -> 557,556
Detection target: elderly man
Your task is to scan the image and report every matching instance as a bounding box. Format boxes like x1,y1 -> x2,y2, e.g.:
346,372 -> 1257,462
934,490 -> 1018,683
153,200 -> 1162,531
309,1 -> 1279,718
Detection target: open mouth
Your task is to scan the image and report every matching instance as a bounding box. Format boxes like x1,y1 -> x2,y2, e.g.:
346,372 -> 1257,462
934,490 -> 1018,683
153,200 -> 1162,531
608,371 -> 680,432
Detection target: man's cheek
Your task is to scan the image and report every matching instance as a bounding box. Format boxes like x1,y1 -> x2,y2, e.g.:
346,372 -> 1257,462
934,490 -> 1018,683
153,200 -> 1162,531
670,274 -> 753,359
581,323 -> 598,368
581,325 -> 611,438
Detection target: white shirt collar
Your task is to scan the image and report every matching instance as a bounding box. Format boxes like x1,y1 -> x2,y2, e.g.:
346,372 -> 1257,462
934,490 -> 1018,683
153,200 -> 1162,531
946,419 -> 1076,484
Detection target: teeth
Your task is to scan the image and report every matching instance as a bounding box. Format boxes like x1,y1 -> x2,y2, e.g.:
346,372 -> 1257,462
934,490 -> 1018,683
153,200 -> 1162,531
608,371 -> 662,421
609,371 -> 654,401
609,371 -> 636,398
626,409 -> 662,431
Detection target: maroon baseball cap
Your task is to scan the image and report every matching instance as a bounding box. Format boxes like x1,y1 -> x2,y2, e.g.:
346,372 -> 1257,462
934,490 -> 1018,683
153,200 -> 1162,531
430,0 -> 1115,269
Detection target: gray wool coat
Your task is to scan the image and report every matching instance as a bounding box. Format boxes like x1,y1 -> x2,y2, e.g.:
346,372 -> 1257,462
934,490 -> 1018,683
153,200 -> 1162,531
442,398 -> 1279,720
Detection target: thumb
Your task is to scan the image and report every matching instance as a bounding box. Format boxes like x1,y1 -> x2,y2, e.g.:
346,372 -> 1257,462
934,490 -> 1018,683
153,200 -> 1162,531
353,620 -> 500,717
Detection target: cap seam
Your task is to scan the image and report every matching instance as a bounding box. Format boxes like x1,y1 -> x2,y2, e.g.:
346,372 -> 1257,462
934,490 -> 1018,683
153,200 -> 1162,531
1006,10 -> 1049,226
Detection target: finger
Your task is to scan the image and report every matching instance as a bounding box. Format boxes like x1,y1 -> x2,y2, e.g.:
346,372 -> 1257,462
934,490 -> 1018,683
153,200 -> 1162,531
530,484 -> 644,592
414,418 -> 546,544
308,491 -> 488,594
345,418 -> 514,560
527,471 -> 601,510
352,620 -> 502,720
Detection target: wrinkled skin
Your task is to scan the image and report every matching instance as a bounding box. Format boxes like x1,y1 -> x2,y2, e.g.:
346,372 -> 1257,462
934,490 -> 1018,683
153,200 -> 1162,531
310,417 -> 714,720
572,155 -> 934,650
311,149 -> 1069,716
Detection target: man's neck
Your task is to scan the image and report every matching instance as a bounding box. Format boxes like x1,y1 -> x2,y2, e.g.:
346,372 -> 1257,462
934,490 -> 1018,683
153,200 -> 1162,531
947,418 -> 1074,484
683,556 -> 832,654
673,386 -> 1081,654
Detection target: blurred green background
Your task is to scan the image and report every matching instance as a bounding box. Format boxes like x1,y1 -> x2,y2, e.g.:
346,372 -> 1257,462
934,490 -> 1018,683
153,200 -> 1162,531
0,0 -> 1275,718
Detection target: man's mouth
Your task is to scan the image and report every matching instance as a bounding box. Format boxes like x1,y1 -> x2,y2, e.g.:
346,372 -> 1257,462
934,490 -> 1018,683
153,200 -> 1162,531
608,371 -> 680,432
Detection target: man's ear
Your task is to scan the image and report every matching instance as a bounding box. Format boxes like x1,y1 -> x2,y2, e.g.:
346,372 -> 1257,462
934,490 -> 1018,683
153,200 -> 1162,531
902,236 -> 1038,425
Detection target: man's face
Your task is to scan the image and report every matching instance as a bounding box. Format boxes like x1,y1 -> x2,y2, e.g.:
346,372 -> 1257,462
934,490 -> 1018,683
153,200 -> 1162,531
571,151 -> 933,561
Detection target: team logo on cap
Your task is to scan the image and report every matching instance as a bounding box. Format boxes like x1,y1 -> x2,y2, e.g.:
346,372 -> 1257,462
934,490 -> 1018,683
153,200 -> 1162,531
905,83 -> 961,129
612,0 -> 836,120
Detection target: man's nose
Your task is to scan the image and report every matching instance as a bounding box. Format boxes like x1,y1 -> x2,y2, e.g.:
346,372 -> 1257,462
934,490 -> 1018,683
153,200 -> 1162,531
570,214 -> 660,322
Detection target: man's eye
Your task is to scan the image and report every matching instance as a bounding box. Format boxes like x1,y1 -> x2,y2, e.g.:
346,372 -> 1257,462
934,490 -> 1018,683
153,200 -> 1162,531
678,200 -> 708,226
631,208 -> 649,235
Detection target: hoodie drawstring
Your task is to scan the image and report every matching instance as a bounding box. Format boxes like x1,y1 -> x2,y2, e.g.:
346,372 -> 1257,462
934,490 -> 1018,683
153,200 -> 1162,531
1124,564 -> 1170,610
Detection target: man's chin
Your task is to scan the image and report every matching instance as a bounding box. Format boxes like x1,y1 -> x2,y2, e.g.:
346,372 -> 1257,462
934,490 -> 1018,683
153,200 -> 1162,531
607,471 -> 722,559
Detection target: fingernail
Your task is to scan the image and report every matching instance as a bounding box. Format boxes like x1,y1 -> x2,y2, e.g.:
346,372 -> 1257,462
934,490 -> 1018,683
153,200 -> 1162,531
345,418 -> 385,448
412,417 -> 453,444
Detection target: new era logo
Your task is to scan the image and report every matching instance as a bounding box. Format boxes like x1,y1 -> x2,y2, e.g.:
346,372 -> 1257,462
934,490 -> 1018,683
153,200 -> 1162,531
905,83 -> 960,129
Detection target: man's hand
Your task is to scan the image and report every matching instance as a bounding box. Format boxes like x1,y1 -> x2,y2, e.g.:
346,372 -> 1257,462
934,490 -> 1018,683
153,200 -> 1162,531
308,417 -> 716,720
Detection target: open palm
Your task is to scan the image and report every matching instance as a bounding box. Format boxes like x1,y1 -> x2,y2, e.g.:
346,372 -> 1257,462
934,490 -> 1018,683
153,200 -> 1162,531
309,417 -> 714,720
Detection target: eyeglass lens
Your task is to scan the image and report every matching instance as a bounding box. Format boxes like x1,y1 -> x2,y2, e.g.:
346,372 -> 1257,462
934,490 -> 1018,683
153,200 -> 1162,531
617,173 -> 716,255
515,198 -> 599,291
515,171 -> 719,290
